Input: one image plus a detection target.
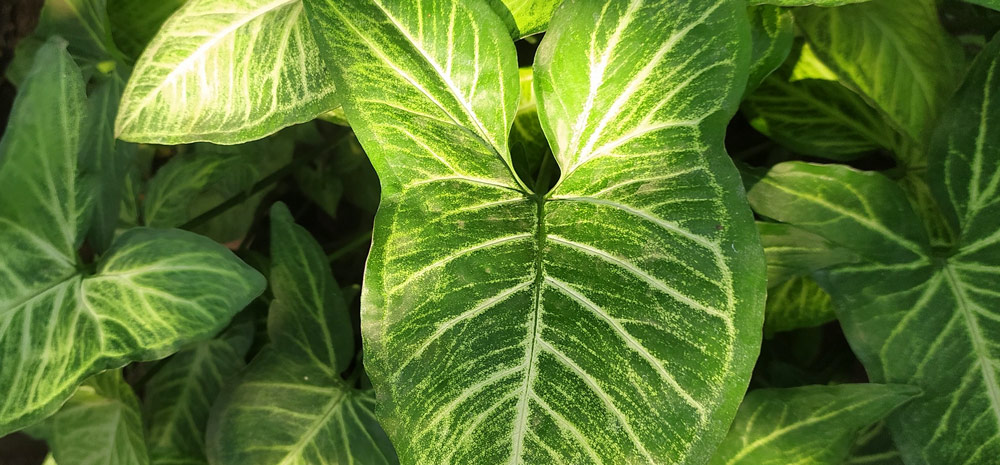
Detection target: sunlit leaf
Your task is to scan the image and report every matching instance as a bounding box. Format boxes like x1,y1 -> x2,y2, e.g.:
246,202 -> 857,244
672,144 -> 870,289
116,0 -> 338,144
305,0 -> 765,463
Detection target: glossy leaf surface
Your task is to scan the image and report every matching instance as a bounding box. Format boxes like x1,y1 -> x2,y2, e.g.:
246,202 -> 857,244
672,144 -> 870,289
116,0 -> 338,144
305,0 -> 765,463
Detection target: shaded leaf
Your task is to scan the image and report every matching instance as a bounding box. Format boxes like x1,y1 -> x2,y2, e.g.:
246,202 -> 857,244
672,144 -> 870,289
709,384 -> 917,465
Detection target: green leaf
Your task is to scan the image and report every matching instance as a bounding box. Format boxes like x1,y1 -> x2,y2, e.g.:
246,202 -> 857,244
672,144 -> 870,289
745,5 -> 793,95
144,326 -> 250,465
489,0 -> 562,38
748,162 -> 927,264
107,0 -> 188,59
749,0 -> 872,5
0,45 -> 264,434
845,422 -> 904,465
206,203 -> 395,465
267,203 -> 355,373
758,221 -> 859,286
964,0 -> 1000,11
305,0 -> 765,463
743,45 -> 895,161
708,384 -> 917,465
142,136 -> 293,242
747,43 -> 1000,461
115,0 -> 338,145
80,67 -> 137,253
31,0 -> 126,69
794,0 -> 963,150
763,276 -> 834,337
35,371 -> 149,465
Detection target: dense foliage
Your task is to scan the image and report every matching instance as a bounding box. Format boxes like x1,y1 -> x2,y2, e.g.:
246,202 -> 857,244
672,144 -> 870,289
0,0 -> 998,464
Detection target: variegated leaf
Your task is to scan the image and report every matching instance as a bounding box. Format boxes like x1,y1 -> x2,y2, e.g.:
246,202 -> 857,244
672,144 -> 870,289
304,0 -> 765,463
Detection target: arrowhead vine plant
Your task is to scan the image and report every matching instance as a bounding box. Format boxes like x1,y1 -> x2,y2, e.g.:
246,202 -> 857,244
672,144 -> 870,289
0,0 -> 997,464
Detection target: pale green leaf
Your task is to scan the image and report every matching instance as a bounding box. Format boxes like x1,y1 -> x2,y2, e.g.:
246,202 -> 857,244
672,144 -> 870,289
763,276 -> 834,336
107,0 -> 188,59
115,0 -> 338,144
206,203 -> 395,465
794,0 -> 963,150
745,5 -> 793,95
305,0 -> 765,463
490,0 -> 562,38
144,326 -> 250,465
38,371 -> 149,465
709,384 -> 917,465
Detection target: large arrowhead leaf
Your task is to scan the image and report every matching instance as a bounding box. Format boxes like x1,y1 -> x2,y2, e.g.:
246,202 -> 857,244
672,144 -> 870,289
207,204 -> 395,465
0,39 -> 265,435
304,0 -> 765,463
747,39 -> 1000,462
115,0 -> 338,144
708,384 -> 917,465
32,371 -> 149,465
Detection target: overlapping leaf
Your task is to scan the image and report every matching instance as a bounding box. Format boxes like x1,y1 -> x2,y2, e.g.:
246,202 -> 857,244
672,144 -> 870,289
709,384 -> 916,465
746,37 -> 1000,463
115,0 -> 338,144
304,0 -> 765,463
206,204 -> 395,465
0,39 -> 265,436
745,5 -> 793,95
794,0 -> 962,151
491,0 -> 562,38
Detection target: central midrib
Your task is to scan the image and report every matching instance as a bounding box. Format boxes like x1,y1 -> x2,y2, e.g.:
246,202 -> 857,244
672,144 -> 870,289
509,193 -> 547,463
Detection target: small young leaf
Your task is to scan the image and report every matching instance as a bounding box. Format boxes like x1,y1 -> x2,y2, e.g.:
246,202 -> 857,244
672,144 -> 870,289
116,0 -> 338,144
489,0 -> 562,38
763,276 -> 835,336
709,384 -> 917,465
